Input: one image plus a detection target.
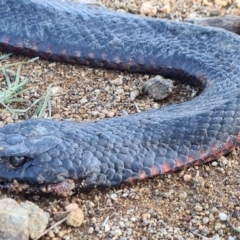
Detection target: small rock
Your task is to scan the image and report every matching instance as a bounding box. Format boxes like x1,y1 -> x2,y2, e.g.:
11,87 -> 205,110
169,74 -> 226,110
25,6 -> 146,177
119,221 -> 125,228
209,213 -> 215,221
160,4 -> 171,14
214,0 -> 229,7
20,201 -> 49,239
178,237 -> 185,240
140,2 -> 157,16
110,193 -> 118,201
194,204 -> 203,212
203,217 -> 209,224
142,76 -> 174,101
110,77 -> 123,85
57,230 -> 65,238
4,116 -> 14,124
80,96 -> 88,104
142,213 -> 151,220
48,230 -> 55,238
211,161 -> 218,166
131,216 -> 137,222
107,111 -> 115,118
0,198 -> 29,240
236,0 -> 240,8
51,86 -> 64,95
114,228 -> 122,235
232,210 -> 239,218
91,111 -> 100,116
209,9 -> 221,16
66,208 -> 84,227
202,0 -> 213,6
88,227 -> 94,234
183,174 -> 192,182
65,203 -> 78,212
48,62 -> 56,67
220,156 -> 228,166
211,207 -> 218,213
130,90 -> 139,101
219,212 -> 228,221
179,191 -> 187,199
214,222 -> 222,230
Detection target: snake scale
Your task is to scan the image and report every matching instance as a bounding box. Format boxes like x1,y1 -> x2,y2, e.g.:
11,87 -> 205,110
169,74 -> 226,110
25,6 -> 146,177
0,0 -> 240,190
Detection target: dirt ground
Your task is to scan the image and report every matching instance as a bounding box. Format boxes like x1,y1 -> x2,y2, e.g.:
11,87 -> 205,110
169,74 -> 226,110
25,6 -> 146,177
1,0 -> 240,239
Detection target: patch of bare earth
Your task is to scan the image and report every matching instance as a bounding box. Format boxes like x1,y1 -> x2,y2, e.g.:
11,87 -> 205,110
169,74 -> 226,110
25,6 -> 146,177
1,0 -> 240,239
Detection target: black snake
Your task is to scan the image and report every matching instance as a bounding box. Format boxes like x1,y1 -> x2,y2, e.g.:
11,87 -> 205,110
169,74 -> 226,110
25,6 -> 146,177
0,0 -> 240,189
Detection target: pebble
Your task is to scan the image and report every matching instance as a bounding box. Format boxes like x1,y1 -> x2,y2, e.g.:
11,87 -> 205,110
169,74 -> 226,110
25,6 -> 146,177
177,237 -> 184,240
131,216 -> 137,222
142,213 -> 151,220
209,213 -> 215,221
0,198 -> 29,240
107,111 -> 115,118
110,193 -> 118,200
119,221 -> 125,228
215,222 -> 222,230
236,0 -> 240,8
178,191 -> 187,199
0,198 -> 49,240
219,212 -> 228,221
160,4 -> 171,14
140,2 -> 157,16
183,174 -> 192,182
211,207 -> 218,213
113,228 -> 122,236
202,217 -> 209,224
50,86 -> 64,95
142,76 -> 174,100
88,227 -> 94,234
48,230 -> 55,238
66,208 -> 84,227
211,161 -> 218,166
231,210 -> 238,218
119,237 -> 127,240
65,203 -> 78,212
59,231 -> 66,238
194,204 -> 203,212
220,156 -> 228,166
80,96 -> 88,104
130,90 -> 139,101
20,201 -> 49,239
214,0 -> 229,7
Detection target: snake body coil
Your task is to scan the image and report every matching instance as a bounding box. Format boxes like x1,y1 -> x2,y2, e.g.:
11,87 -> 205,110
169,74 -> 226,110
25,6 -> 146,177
0,0 -> 240,188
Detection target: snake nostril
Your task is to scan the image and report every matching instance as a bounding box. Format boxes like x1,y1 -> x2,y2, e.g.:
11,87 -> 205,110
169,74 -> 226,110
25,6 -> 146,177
9,156 -> 28,168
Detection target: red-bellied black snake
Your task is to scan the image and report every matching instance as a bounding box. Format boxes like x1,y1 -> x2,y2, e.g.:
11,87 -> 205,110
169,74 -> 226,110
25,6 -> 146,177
0,0 -> 240,189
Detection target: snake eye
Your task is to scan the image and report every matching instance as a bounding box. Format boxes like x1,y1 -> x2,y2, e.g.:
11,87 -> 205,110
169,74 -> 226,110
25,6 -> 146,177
9,156 -> 28,168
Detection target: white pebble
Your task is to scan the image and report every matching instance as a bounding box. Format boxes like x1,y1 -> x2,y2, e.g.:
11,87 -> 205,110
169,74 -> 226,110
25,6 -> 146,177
211,161 -> 218,166
219,212 -> 228,221
110,193 -> 118,200
88,227 -> 94,234
202,217 -> 209,224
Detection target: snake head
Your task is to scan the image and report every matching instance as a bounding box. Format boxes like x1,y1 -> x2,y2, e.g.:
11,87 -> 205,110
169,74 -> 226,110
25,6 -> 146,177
0,119 -> 105,188
0,119 -> 71,184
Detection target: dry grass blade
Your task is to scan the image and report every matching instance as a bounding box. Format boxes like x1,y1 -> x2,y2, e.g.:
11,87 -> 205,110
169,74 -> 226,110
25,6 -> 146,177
0,54 -> 53,119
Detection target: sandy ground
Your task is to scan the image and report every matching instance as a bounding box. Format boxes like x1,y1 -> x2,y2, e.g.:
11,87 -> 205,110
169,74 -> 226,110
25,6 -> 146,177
1,0 -> 240,239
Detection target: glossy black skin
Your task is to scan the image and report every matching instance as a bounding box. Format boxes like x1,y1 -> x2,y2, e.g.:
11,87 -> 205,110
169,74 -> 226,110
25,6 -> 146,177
0,0 -> 240,187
